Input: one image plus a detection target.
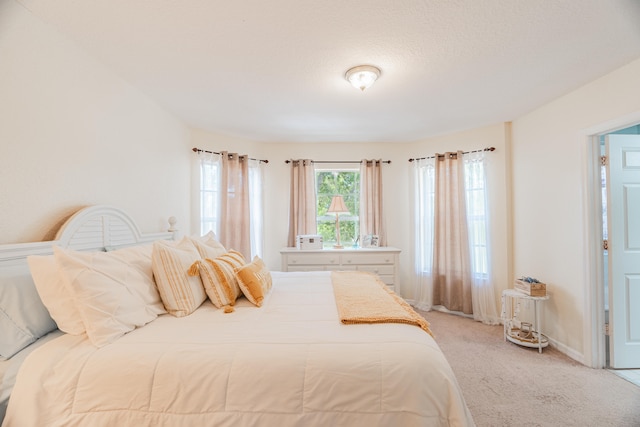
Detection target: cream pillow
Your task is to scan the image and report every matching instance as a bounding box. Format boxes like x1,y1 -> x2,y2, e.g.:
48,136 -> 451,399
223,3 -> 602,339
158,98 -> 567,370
236,256 -> 272,307
28,255 -> 86,335
152,238 -> 206,317
54,245 -> 166,347
189,232 -> 227,260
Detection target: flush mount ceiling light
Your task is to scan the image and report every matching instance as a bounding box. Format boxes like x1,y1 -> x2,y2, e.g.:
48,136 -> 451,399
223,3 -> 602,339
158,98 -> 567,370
345,65 -> 381,91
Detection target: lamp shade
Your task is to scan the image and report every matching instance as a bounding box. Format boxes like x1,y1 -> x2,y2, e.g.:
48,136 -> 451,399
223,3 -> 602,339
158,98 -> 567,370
327,195 -> 350,214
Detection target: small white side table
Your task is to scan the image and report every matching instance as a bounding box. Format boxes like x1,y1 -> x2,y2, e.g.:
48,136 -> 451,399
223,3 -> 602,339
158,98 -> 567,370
501,289 -> 550,353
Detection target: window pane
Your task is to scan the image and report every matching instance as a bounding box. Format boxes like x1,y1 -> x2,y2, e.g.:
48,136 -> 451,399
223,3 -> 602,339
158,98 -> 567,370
415,162 -> 435,274
200,158 -> 220,236
464,159 -> 488,278
316,169 -> 359,247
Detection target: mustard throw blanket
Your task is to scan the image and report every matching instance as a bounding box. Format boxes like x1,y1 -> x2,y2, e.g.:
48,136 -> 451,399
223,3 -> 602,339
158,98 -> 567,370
331,271 -> 433,337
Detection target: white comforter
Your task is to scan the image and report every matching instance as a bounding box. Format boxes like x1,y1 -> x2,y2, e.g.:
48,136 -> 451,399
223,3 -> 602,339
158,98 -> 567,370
3,272 -> 474,427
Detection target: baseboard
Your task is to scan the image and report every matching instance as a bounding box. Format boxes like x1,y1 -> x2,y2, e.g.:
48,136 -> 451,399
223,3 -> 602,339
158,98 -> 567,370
547,336 -> 586,365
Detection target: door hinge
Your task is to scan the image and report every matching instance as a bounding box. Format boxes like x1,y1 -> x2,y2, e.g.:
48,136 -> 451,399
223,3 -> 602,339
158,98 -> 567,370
601,155 -> 607,166
604,323 -> 610,336
603,239 -> 608,250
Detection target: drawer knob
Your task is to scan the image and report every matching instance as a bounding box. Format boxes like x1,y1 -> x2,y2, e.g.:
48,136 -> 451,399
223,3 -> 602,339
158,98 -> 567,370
330,259 -> 335,263
292,260 -> 297,263
347,259 -> 352,263
374,268 -> 379,273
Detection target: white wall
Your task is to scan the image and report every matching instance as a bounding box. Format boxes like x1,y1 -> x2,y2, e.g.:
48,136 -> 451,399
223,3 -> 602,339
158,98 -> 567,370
0,0 -> 190,244
511,57 -> 640,363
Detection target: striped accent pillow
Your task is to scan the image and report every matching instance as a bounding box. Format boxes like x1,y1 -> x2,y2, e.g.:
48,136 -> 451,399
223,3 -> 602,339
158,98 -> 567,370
151,238 -> 206,317
192,250 -> 246,312
211,250 -> 246,296
236,256 -> 272,307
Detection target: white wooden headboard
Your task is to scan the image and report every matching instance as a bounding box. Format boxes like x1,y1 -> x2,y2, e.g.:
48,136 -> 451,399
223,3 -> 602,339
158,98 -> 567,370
0,205 -> 175,268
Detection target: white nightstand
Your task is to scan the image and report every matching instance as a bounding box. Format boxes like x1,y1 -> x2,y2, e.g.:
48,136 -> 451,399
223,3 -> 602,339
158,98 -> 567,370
501,289 -> 550,353
280,247 -> 400,291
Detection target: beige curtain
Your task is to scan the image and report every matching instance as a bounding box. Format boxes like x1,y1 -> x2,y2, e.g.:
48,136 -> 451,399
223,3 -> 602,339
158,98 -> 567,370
219,152 -> 251,259
287,159 -> 317,247
432,151 -> 473,314
359,159 -> 386,246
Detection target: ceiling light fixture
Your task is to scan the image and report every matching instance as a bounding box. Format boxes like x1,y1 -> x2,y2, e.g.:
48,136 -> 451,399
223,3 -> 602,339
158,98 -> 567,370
345,65 -> 381,91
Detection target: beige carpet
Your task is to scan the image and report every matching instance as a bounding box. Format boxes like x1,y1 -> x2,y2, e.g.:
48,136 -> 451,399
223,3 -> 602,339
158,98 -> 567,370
420,310 -> 640,427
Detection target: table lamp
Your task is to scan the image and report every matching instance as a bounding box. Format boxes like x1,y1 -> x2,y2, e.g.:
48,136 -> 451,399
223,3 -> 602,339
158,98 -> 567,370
327,195 -> 350,249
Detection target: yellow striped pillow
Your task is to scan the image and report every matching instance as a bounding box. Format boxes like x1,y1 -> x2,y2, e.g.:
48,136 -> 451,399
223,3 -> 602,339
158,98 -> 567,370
151,238 -> 206,317
211,250 -> 246,296
236,256 -> 272,307
190,250 -> 246,312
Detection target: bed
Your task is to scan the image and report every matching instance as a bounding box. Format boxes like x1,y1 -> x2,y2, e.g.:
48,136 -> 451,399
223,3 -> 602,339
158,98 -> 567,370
0,205 -> 474,427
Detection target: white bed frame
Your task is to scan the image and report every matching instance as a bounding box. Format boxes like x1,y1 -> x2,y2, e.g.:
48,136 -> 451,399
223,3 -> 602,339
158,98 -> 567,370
0,205 -> 175,268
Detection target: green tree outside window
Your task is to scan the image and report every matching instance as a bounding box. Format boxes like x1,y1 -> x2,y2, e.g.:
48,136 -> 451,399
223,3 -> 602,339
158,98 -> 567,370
316,170 -> 360,247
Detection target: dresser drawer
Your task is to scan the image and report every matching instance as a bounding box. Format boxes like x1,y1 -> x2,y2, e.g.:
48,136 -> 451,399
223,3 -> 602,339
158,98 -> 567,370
341,253 -> 395,265
330,265 -> 357,271
280,247 -> 401,289
287,253 -> 339,266
286,266 -> 323,272
376,274 -> 395,286
356,265 -> 394,276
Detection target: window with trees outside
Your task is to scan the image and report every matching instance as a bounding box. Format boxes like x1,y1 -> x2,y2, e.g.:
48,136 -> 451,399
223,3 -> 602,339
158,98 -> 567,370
316,169 -> 360,248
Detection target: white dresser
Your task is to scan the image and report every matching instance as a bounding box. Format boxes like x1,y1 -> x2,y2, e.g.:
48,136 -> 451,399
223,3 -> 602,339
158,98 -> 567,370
280,247 -> 401,291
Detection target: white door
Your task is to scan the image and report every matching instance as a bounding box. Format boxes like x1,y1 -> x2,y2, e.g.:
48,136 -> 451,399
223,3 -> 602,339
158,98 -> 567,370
606,134 -> 640,369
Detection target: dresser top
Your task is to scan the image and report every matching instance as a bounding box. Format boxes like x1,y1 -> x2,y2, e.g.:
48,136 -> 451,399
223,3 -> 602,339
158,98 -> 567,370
280,247 -> 401,254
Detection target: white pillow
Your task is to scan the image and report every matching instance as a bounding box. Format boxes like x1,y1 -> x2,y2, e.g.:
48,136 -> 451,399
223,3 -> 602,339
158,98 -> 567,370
152,238 -> 207,317
28,255 -> 85,335
54,245 -> 166,347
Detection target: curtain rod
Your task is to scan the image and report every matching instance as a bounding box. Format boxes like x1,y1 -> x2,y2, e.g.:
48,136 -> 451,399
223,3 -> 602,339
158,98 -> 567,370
192,147 -> 269,164
408,147 -> 495,162
284,159 -> 391,164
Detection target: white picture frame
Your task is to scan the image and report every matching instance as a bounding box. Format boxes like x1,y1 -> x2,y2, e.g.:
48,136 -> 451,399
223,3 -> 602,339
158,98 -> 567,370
362,234 -> 379,248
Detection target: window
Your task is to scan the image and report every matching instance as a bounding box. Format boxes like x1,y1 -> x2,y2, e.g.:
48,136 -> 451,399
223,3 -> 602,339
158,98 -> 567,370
248,160 -> 264,257
412,152 -> 498,323
200,159 -> 220,236
464,155 -> 489,277
198,154 -> 264,258
315,169 -> 360,247
414,155 -> 489,278
413,161 -> 435,273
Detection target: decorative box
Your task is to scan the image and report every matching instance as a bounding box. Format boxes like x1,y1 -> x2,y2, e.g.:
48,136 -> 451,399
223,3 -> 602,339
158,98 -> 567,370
514,279 -> 547,297
296,234 -> 323,250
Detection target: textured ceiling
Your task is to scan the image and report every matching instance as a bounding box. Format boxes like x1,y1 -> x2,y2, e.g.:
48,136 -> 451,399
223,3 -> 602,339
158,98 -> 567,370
16,0 -> 640,143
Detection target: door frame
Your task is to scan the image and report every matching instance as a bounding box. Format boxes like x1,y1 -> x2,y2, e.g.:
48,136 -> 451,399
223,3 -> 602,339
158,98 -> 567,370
583,111 -> 640,368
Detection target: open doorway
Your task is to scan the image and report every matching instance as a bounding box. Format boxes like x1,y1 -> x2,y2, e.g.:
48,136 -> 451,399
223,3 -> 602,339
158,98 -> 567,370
597,124 -> 640,377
